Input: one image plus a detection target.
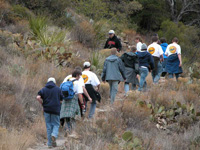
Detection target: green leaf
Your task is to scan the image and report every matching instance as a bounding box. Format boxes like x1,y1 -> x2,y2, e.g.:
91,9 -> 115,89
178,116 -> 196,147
60,47 -> 65,54
157,106 -> 165,114
122,131 -> 133,142
147,103 -> 152,109
133,137 -> 142,147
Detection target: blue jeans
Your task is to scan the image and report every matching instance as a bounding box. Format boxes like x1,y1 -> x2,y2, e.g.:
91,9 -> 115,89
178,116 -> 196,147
152,61 -> 163,83
138,68 -> 149,91
169,73 -> 179,81
64,118 -> 75,133
44,112 -> 60,146
88,103 -> 96,119
108,80 -> 119,104
124,83 -> 137,94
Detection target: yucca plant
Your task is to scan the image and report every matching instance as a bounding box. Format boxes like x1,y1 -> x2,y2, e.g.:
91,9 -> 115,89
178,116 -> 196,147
29,16 -> 66,46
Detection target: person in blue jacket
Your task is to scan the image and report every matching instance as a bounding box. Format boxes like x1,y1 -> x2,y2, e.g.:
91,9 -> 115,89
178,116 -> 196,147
160,37 -> 168,77
137,44 -> 154,91
37,77 -> 63,148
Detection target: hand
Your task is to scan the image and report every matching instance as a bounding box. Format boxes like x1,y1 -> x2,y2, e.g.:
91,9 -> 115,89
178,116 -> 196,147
136,74 -> 139,78
82,105 -> 85,109
88,97 -> 92,103
179,62 -> 182,67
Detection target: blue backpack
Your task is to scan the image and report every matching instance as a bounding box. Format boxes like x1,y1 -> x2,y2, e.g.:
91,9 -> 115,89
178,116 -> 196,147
60,79 -> 76,100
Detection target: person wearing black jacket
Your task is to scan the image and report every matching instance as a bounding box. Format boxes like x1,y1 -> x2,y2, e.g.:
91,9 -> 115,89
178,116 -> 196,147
137,44 -> 155,92
120,46 -> 139,95
37,77 -> 63,148
104,30 -> 122,52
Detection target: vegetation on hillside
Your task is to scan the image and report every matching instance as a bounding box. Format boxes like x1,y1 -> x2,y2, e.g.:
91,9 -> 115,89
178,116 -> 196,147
0,0 -> 200,149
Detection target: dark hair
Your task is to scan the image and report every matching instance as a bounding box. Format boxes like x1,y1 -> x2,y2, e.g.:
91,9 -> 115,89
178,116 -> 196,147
72,70 -> 82,77
172,37 -> 179,43
83,65 -> 90,70
152,36 -> 158,42
75,66 -> 82,72
135,36 -> 142,42
152,33 -> 159,38
131,46 -> 137,52
160,37 -> 167,43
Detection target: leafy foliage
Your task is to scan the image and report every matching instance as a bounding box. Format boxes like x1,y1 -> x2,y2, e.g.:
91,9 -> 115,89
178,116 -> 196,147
158,20 -> 200,64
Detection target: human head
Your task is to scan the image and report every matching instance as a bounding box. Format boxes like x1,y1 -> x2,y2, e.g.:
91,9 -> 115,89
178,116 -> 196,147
172,37 -> 179,43
111,48 -> 117,55
109,30 -> 115,38
141,43 -> 147,51
152,36 -> 158,43
72,70 -> 82,80
160,37 -> 167,44
75,66 -> 82,72
152,33 -> 159,38
47,77 -> 56,84
130,46 -> 137,52
135,36 -> 142,43
83,62 -> 91,70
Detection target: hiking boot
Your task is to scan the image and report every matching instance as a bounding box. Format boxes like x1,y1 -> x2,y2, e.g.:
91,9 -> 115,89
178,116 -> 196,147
51,136 -> 57,147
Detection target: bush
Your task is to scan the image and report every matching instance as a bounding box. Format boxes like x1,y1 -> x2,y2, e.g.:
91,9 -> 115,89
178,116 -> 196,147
29,16 -> 67,46
158,20 -> 200,64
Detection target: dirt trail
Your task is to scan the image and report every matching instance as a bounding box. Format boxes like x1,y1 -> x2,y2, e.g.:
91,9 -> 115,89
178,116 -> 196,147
27,91 -> 126,150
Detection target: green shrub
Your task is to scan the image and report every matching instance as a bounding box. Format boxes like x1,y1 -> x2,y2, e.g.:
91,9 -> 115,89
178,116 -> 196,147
158,20 -> 200,64
12,5 -> 34,19
29,16 -> 66,46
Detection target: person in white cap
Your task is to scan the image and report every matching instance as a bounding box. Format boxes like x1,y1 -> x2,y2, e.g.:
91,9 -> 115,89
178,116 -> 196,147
37,77 -> 63,148
82,62 -> 100,119
104,30 -> 122,52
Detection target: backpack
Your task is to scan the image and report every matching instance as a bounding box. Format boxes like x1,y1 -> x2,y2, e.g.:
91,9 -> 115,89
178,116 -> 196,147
60,79 -> 76,100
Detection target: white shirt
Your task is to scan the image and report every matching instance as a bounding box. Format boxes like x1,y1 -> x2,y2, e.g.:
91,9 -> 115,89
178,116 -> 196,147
63,75 -> 85,87
165,43 -> 181,57
82,70 -> 100,86
136,42 -> 143,52
147,42 -> 163,57
68,77 -> 83,94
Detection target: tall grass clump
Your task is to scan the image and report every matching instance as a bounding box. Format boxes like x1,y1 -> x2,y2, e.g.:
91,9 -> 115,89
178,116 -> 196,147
29,16 -> 66,46
90,52 -> 105,75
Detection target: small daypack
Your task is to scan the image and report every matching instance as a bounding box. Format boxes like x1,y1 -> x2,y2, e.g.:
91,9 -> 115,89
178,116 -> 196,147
60,79 -> 76,100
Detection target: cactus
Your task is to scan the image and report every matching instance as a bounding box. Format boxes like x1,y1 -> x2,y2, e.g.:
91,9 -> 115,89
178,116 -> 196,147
122,131 -> 133,142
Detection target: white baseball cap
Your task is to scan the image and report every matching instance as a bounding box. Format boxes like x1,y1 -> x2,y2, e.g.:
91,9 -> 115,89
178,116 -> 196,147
83,62 -> 91,68
47,77 -> 56,83
109,30 -> 115,34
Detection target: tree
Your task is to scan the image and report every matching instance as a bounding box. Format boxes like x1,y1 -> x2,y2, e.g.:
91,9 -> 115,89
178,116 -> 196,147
166,0 -> 200,26
130,0 -> 170,31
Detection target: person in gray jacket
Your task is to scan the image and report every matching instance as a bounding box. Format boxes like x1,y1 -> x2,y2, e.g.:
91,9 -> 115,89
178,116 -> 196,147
101,48 -> 126,104
120,46 -> 139,95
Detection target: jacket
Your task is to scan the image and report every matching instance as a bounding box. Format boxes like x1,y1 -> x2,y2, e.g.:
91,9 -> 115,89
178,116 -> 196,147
161,43 -> 168,59
101,55 -> 126,81
38,81 -> 63,115
120,52 -> 139,74
137,51 -> 155,71
104,35 -> 122,51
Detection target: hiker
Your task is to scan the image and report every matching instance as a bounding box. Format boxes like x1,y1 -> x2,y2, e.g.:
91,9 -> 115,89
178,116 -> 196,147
60,70 -> 85,135
62,66 -> 92,118
82,62 -> 101,119
101,48 -> 126,104
135,36 -> 143,52
120,46 -> 139,95
36,77 -> 63,148
137,44 -> 155,91
165,37 -> 183,80
147,36 -> 164,83
104,30 -> 122,52
160,37 -> 168,77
